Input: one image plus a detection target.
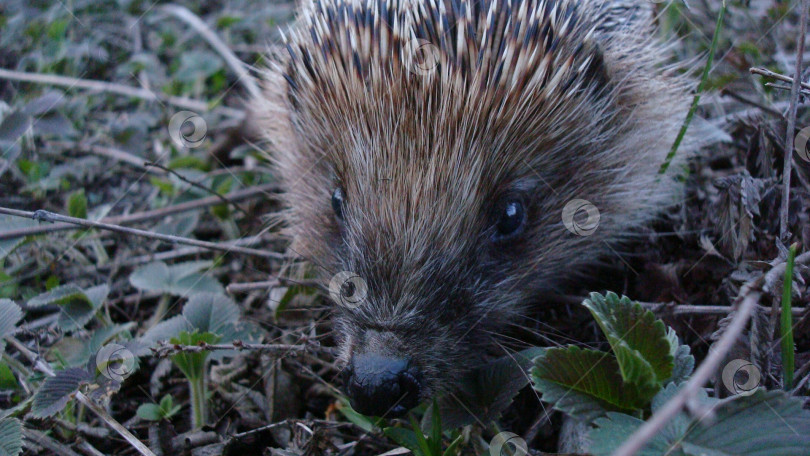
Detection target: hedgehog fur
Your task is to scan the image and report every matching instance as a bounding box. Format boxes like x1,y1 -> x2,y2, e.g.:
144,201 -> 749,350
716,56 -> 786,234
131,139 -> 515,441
254,0 -> 691,404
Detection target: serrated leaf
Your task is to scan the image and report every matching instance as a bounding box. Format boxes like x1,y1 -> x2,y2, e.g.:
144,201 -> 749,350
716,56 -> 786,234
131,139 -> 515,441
0,216 -> 37,259
30,284 -> 105,333
0,299 -> 23,351
129,261 -> 223,296
667,342 -> 695,385
590,390 -> 810,456
532,346 -> 655,423
683,390 -> 810,456
583,292 -> 674,385
430,347 -> 546,429
27,285 -> 88,308
31,368 -> 92,418
0,417 -> 24,456
589,412 -> 679,456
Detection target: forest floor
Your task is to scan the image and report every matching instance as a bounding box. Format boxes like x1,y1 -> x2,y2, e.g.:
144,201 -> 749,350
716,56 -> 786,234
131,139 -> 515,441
1,0 -> 809,455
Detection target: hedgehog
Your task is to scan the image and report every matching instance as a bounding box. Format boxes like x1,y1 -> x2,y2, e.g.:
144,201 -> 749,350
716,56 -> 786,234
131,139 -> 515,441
254,0 -> 691,418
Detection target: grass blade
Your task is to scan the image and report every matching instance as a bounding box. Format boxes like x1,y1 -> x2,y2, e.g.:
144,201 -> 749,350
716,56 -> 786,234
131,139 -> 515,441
781,243 -> 797,390
658,0 -> 727,175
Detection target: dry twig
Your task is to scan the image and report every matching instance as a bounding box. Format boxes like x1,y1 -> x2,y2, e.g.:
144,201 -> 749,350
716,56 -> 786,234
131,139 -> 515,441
0,183 -> 279,241
0,68 -> 243,118
0,207 -> 285,260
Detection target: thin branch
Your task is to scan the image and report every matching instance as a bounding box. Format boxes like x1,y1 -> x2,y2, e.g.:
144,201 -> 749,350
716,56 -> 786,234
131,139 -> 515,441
226,278 -> 325,294
159,4 -> 261,99
150,340 -> 326,358
7,337 -> 156,456
0,183 -> 279,241
766,82 -> 810,96
49,141 -> 160,173
144,162 -> 252,219
22,428 -> 83,456
614,251 -> 810,456
780,0 -> 808,243
639,302 -> 806,316
751,67 -> 810,91
119,235 -> 272,266
0,68 -> 243,118
0,207 -> 285,260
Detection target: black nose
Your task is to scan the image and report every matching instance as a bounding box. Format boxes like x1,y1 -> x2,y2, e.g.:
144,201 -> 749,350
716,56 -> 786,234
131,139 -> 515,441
344,354 -> 422,417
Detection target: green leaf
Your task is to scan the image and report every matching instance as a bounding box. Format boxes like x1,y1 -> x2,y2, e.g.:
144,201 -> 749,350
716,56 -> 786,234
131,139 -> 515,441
532,346 -> 654,423
682,390 -> 810,456
0,299 -> 23,351
590,389 -> 810,456
338,399 -> 383,433
0,417 -> 24,456
0,216 -> 37,259
668,341 -> 695,385
409,414 -> 433,456
27,284 -> 87,308
141,293 -> 260,361
57,284 -> 108,333
583,292 -> 674,386
384,427 -> 421,454
31,368 -> 92,418
136,403 -> 163,421
780,243 -> 797,389
169,331 -> 221,381
430,347 -> 545,429
67,189 -> 87,219
129,261 -> 223,296
589,412 -> 678,456
27,285 -> 106,333
0,362 -> 18,390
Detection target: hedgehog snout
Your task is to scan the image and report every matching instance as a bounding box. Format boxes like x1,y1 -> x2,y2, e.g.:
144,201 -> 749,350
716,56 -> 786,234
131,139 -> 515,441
344,352 -> 423,417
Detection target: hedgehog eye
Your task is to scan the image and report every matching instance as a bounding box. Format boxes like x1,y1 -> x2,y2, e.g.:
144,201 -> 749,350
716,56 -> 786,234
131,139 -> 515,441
332,187 -> 346,220
493,198 -> 525,240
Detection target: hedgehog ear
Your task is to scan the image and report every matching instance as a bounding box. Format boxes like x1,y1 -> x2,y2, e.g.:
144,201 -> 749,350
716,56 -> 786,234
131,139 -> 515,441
593,0 -> 655,35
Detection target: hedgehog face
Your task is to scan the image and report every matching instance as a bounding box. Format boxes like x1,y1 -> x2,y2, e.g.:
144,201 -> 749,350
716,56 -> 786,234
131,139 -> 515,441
256,0 -> 689,417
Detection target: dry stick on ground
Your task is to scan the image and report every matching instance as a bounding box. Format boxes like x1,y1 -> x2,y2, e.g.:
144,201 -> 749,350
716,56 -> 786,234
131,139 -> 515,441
0,68 -> 243,118
6,337 -> 157,456
750,67 -> 810,91
226,278 -> 326,294
0,183 -> 279,241
48,141 -> 162,173
781,0 -> 808,244
150,340 -> 323,358
23,428 -> 84,456
0,207 -> 285,260
159,4 -> 261,100
614,251 -> 810,456
144,162 -> 253,219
